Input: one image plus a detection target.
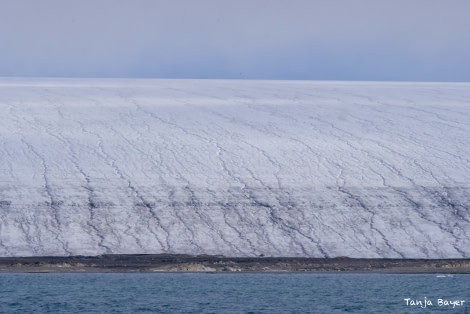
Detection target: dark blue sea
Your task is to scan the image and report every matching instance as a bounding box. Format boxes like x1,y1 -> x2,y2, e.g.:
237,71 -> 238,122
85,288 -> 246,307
0,273 -> 468,313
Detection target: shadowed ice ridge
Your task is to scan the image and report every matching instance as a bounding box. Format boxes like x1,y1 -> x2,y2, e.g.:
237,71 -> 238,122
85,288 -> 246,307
0,78 -> 469,258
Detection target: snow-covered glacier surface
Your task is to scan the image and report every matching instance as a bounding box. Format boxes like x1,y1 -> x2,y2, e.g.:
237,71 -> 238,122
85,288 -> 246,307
1,78 -> 469,258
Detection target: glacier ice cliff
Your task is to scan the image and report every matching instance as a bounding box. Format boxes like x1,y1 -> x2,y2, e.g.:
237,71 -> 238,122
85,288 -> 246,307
0,78 -> 469,258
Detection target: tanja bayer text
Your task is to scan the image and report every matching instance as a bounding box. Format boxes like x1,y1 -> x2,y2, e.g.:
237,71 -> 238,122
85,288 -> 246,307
404,297 -> 466,309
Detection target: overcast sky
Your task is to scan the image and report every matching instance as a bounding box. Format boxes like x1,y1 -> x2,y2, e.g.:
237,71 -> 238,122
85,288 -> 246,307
1,0 -> 469,81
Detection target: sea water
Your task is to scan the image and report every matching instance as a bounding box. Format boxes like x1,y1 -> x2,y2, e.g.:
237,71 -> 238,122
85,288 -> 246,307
0,273 -> 468,313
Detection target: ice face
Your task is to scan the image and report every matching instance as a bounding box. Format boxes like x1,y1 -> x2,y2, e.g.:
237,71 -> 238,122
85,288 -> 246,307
0,78 -> 469,257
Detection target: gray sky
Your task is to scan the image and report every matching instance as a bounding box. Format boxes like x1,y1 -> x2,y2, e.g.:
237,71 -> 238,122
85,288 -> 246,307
1,0 -> 470,81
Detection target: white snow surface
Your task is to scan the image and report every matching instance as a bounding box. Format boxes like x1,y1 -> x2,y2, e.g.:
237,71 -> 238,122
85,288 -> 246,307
0,78 -> 469,258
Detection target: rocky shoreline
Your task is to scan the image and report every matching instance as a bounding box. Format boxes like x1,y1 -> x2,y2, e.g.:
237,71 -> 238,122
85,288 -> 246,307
0,254 -> 469,273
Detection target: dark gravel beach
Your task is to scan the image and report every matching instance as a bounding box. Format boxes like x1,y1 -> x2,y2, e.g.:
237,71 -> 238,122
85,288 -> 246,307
1,254 -> 469,273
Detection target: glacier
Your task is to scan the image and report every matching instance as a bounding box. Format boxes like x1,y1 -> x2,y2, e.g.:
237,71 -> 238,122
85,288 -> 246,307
0,78 -> 469,258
